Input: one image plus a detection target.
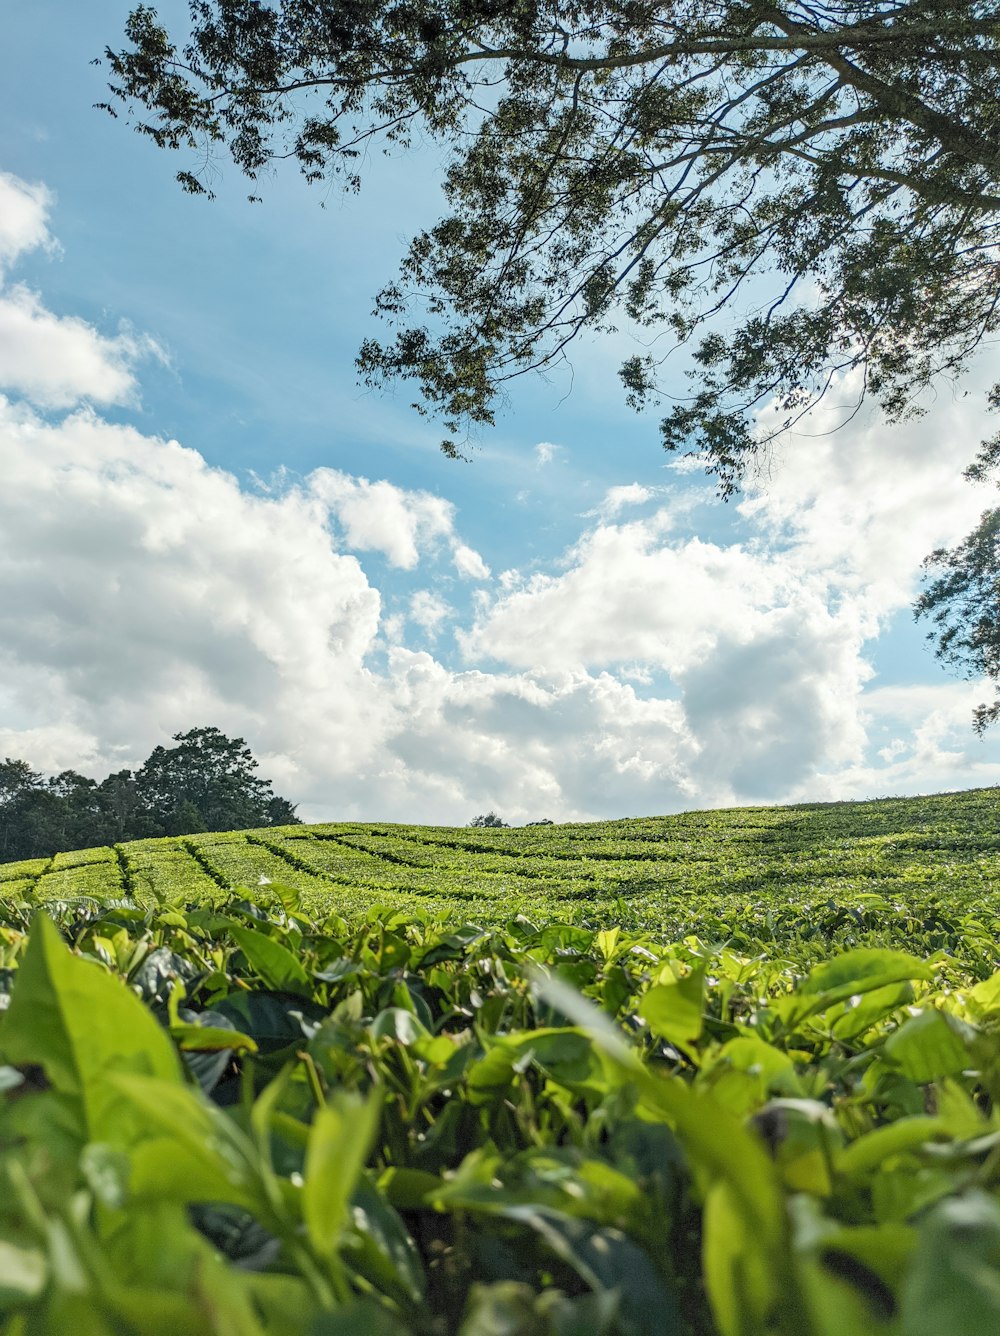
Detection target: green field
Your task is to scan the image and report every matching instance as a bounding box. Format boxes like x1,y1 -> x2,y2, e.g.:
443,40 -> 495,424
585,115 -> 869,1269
2,787 -> 1000,1335
6,786 -> 1000,970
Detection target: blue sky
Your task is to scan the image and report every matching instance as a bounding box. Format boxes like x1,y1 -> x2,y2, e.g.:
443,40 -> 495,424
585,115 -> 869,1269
1,1 -> 999,824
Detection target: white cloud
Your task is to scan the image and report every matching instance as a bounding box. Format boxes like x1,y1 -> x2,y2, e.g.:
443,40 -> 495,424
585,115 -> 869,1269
0,172 -> 55,272
0,285 -> 149,408
534,441 -> 564,467
452,543 -> 491,580
803,681 -> 1000,802
409,590 -> 451,635
0,171 -> 160,409
310,469 -> 457,569
370,656 -> 697,822
0,396 -> 387,778
0,723 -> 105,779
676,603 -> 870,801
307,469 -> 489,578
0,392 -> 710,823
455,358 -> 1000,808
462,519 -> 802,676
741,366 -> 993,617
2,378 -> 998,824
589,483 -> 654,518
459,511 -> 874,804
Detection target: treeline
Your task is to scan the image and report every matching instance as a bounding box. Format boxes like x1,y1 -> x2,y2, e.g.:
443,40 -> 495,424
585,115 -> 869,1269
0,727 -> 300,861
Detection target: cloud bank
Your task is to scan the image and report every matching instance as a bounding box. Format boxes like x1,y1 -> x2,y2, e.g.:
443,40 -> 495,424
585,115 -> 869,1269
1,166 -> 997,824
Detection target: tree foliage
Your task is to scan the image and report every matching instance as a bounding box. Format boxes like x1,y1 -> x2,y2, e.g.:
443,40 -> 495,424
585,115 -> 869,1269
0,727 -> 299,861
916,507 -> 1000,733
135,726 -> 296,835
105,1 -> 1000,487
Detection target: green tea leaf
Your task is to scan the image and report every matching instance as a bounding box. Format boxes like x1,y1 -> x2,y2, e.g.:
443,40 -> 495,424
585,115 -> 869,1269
302,1091 -> 381,1258
0,913 -> 181,1146
215,991 -> 323,1053
784,950 -> 933,1026
900,1192 -> 1000,1335
312,1300 -> 409,1336
225,921 -> 311,994
884,1010 -> 975,1084
343,1178 -> 426,1308
109,1074 -> 261,1212
638,964 -> 705,1056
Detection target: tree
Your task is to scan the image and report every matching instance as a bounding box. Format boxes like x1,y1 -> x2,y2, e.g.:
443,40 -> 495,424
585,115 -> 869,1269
43,771 -> 104,853
96,768 -> 159,843
469,811 -> 508,827
135,726 -> 299,835
915,507 -> 1000,733
0,760 -> 43,861
105,3 -> 1000,482
0,730 -> 300,861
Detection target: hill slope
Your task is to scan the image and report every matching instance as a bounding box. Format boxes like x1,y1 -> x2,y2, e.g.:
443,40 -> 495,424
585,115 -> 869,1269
2,786 -> 998,957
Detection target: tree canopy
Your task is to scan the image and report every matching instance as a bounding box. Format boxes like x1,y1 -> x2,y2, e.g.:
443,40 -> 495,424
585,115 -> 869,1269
916,508 -> 1000,733
0,727 -> 299,862
105,2 -> 1000,483
135,726 -> 298,835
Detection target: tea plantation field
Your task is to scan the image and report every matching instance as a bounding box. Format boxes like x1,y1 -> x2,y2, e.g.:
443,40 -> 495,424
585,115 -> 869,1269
7,784 -> 1000,955
0,787 -> 999,1335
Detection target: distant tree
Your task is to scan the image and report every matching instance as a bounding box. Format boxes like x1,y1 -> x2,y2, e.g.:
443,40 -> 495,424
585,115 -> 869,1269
469,812 -> 508,828
265,795 -> 301,827
43,771 -> 104,853
96,768 -> 159,844
0,760 -> 43,861
0,728 -> 301,860
135,727 -> 300,836
0,759 -> 41,802
526,819 -> 554,827
916,509 -> 1000,732
0,758 -> 43,860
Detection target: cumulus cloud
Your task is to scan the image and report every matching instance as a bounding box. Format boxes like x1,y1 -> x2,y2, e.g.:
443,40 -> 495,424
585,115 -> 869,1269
588,483 -> 654,518
367,654 -> 697,821
462,519 -> 803,676
0,396 -> 390,773
0,171 -> 55,272
3,377 -> 999,824
309,469 -> 488,577
452,543 -> 491,580
800,681 -> 1000,803
0,171 -> 160,408
0,285 -> 152,407
460,514 -> 872,804
456,362 -> 1000,807
677,604 -> 870,801
310,470 -> 453,568
741,367 -> 992,615
409,590 -> 451,635
0,392 -> 713,823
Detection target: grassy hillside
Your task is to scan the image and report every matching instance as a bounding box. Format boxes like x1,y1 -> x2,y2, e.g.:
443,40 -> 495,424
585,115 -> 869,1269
2,787 -> 1000,1334
3,785 -> 999,966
